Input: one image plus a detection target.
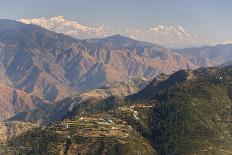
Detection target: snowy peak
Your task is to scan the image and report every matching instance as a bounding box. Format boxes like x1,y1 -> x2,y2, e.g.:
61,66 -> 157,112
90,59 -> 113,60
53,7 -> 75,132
150,25 -> 190,37
126,25 -> 202,48
151,25 -> 200,45
20,16 -> 108,39
20,16 -> 204,48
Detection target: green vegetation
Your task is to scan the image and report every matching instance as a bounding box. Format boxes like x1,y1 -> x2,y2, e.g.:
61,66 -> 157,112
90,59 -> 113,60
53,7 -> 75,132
7,112 -> 156,154
151,67 -> 232,154
8,128 -> 62,154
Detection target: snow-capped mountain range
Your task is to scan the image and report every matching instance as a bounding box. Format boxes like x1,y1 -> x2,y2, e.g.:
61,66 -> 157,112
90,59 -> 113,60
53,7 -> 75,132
123,25 -> 204,48
20,16 -> 203,48
20,16 -> 110,39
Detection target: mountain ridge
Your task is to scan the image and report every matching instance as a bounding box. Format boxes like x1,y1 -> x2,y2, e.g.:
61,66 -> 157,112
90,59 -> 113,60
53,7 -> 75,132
176,44 -> 232,67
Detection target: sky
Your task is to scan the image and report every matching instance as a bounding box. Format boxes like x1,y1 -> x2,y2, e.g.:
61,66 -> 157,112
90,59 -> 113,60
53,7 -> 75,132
0,0 -> 232,42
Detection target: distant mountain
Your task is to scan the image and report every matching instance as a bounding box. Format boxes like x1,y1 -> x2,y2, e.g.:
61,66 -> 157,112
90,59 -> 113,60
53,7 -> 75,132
124,25 -> 203,48
20,16 -> 203,48
176,44 -> 232,67
0,19 -> 199,121
20,16 -> 109,39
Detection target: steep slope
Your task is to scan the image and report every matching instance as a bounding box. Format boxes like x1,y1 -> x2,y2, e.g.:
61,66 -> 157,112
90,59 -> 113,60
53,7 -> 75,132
176,44 -> 232,67
0,19 -> 197,108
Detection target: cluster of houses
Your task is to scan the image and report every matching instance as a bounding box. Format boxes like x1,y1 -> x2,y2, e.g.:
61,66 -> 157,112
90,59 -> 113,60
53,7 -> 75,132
118,104 -> 154,120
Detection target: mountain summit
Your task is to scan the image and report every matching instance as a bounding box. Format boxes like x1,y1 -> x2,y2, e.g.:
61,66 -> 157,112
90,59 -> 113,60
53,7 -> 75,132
20,16 -> 108,39
124,25 -> 203,48
20,16 -> 203,48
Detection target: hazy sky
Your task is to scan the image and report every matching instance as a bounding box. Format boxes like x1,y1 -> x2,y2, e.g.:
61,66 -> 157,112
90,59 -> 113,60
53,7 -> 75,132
0,0 -> 232,42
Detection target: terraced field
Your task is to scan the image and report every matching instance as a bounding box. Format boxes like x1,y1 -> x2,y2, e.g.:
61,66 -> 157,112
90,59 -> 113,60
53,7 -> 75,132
7,103 -> 157,155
